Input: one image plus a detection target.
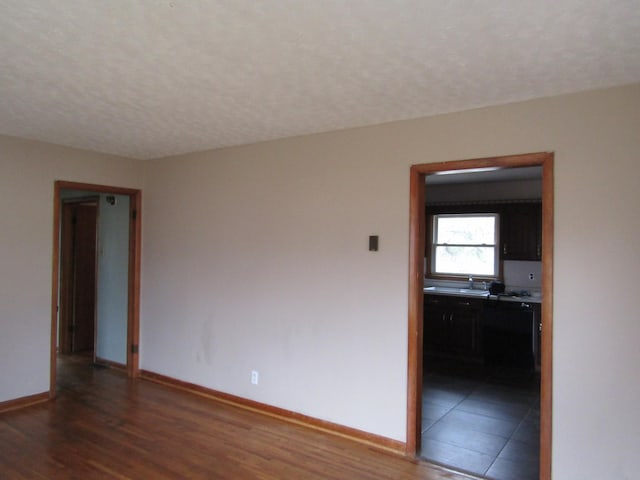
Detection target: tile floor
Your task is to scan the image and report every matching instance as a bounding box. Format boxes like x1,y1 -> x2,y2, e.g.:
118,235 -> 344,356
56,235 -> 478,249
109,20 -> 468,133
420,359 -> 540,480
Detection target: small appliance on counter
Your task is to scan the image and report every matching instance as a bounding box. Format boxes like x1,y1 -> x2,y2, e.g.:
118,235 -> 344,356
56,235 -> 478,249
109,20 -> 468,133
488,281 -> 505,295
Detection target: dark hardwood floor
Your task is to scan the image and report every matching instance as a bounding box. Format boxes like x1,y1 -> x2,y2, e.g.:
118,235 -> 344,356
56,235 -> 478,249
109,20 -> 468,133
0,357 -> 476,479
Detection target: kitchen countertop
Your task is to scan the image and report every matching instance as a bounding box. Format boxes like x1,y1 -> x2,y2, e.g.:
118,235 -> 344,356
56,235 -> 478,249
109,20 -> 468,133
423,286 -> 541,304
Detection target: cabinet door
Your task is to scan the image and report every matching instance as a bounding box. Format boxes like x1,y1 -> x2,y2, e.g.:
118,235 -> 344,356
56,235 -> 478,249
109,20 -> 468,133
425,295 -> 483,358
533,303 -> 542,370
424,297 -> 450,353
501,203 -> 542,260
450,298 -> 482,355
449,310 -> 475,353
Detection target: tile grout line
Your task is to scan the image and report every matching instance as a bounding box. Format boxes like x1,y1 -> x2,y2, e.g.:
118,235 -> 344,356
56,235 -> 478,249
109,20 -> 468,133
422,368 -> 540,479
481,405 -> 532,477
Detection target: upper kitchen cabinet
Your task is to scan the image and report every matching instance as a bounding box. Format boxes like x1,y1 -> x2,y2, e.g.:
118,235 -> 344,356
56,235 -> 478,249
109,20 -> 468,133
500,202 -> 542,261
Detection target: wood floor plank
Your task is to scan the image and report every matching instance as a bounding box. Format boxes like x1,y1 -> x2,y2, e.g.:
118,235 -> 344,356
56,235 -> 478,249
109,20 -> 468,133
0,357 -> 477,479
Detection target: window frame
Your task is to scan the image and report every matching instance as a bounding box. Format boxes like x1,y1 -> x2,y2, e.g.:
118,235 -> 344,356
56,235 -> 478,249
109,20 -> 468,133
428,212 -> 500,279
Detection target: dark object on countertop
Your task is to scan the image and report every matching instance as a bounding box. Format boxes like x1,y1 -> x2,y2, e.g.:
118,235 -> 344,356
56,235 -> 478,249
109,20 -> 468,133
489,281 -> 505,295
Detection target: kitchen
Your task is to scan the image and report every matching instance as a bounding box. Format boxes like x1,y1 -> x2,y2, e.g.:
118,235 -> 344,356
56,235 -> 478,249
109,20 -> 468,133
420,165 -> 542,480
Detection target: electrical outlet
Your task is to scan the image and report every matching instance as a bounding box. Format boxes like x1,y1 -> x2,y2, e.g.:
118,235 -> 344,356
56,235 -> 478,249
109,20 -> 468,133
251,370 -> 259,385
528,273 -> 535,280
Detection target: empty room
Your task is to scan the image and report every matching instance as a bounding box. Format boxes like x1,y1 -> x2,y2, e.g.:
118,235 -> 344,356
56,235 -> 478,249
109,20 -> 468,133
1,2 -> 639,479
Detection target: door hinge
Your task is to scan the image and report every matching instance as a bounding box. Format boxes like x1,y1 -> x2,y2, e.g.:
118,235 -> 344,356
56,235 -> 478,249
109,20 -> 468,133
131,210 -> 137,221
131,344 -> 139,354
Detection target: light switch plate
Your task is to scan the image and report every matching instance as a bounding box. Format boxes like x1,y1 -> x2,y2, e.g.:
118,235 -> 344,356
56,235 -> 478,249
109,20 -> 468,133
369,235 -> 379,251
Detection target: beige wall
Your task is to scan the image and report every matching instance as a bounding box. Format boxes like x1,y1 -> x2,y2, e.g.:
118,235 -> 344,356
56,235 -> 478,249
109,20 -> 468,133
1,83 -> 639,479
141,84 -> 640,479
0,135 -> 143,401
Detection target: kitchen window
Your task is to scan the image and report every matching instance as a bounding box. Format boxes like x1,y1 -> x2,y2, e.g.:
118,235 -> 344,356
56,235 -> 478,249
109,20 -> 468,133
430,213 -> 499,277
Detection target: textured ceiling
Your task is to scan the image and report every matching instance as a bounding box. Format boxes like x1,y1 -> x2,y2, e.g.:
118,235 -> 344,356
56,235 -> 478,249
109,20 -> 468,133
1,1 -> 639,159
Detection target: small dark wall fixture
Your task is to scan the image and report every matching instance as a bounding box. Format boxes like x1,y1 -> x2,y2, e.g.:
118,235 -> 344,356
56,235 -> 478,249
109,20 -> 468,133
369,235 -> 379,251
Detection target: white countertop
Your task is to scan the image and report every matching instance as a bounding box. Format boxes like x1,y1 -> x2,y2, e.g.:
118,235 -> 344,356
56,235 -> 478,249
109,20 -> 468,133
423,286 -> 541,304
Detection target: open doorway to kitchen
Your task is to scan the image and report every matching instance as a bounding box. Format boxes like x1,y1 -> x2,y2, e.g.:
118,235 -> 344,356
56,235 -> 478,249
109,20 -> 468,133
407,152 -> 553,480
50,181 -> 142,397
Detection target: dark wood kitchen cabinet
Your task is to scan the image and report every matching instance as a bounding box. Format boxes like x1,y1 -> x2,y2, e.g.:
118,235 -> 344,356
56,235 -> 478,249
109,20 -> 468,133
423,296 -> 450,352
500,202 -> 542,261
533,303 -> 542,370
424,294 -> 483,360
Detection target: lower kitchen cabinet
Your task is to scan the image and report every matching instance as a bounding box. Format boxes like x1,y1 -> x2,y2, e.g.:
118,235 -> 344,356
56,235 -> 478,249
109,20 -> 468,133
533,303 -> 542,370
424,293 -> 542,369
424,295 -> 483,360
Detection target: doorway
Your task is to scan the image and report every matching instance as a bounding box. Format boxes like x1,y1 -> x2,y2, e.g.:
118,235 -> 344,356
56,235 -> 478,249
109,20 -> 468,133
50,181 -> 142,396
59,198 -> 98,356
407,152 -> 553,480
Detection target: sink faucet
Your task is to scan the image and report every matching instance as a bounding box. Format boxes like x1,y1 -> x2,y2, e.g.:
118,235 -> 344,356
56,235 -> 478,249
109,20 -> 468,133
468,276 -> 474,289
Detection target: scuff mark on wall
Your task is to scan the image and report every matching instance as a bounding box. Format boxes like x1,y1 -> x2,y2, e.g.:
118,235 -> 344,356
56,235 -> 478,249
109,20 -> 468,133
196,316 -> 215,365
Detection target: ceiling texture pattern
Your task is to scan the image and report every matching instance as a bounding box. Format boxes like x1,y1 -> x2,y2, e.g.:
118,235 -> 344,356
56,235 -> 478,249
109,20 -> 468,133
1,0 -> 639,159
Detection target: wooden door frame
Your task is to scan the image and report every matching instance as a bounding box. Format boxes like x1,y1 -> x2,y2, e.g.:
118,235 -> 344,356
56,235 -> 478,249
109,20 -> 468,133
51,181 -> 142,396
406,152 -> 553,480
59,197 -> 100,355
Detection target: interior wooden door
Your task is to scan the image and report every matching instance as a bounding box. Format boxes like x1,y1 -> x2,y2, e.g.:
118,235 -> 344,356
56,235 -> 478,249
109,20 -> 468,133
60,201 -> 97,354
